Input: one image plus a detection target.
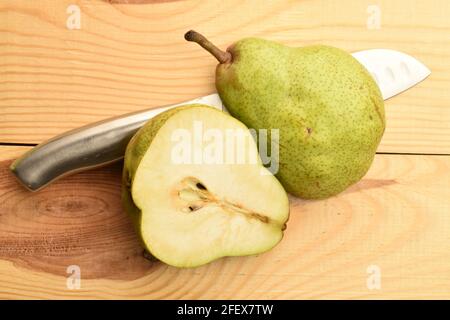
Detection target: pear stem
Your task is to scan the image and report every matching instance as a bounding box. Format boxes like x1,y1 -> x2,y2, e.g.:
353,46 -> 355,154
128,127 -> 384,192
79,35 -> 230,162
184,30 -> 232,64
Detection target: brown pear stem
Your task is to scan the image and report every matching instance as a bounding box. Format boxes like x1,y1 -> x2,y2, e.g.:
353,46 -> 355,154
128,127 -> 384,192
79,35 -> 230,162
184,30 -> 232,64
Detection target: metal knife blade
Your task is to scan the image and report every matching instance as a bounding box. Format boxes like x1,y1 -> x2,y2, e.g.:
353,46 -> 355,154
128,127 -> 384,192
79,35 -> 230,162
10,49 -> 430,191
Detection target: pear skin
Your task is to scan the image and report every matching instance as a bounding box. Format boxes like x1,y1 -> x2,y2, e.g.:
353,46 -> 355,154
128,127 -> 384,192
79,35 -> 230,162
186,31 -> 385,199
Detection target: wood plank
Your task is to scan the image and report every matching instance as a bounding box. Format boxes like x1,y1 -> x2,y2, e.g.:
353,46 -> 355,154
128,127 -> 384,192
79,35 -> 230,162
1,146 -> 449,299
0,0 -> 449,153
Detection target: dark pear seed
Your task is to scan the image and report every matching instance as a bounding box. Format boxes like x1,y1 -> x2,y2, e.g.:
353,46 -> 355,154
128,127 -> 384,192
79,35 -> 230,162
196,182 -> 207,190
188,205 -> 196,211
188,204 -> 203,212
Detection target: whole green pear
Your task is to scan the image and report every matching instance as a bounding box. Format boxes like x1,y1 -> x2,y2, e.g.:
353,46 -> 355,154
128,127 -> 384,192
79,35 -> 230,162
185,31 -> 385,199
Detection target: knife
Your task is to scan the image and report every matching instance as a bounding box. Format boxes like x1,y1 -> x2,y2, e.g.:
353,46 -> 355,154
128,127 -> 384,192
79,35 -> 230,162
10,49 -> 431,191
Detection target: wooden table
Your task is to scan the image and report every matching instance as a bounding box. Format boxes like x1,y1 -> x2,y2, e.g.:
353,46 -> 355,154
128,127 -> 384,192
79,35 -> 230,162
0,0 -> 449,299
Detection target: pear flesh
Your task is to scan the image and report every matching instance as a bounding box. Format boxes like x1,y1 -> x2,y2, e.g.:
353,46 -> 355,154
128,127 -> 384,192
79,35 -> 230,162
122,105 -> 289,268
185,31 -> 386,199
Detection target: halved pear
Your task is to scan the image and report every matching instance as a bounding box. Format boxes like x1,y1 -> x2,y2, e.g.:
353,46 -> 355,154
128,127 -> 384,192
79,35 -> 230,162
122,104 -> 289,268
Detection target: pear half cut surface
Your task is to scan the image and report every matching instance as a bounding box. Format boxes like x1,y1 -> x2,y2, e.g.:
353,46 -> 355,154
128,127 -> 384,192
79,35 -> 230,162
122,104 -> 289,268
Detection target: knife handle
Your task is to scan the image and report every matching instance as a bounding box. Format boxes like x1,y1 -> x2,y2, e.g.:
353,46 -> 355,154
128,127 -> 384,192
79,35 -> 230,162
10,106 -> 173,191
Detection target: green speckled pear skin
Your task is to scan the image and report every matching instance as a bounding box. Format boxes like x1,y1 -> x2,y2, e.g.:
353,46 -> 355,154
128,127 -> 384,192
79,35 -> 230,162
214,38 -> 385,199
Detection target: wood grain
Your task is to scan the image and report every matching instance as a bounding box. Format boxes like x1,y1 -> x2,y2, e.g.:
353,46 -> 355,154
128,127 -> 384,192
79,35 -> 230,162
0,0 -> 449,154
1,0 -> 449,300
1,146 -> 449,299
0,153 -> 153,281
